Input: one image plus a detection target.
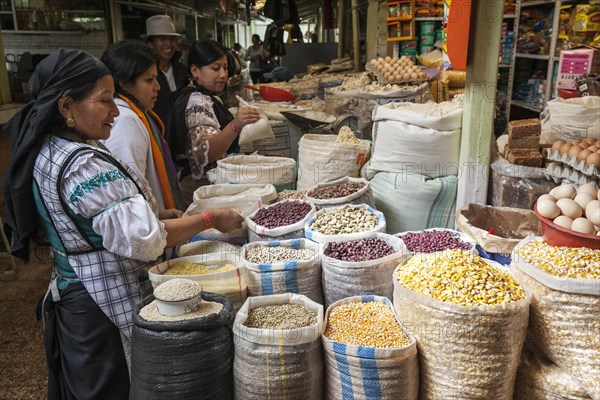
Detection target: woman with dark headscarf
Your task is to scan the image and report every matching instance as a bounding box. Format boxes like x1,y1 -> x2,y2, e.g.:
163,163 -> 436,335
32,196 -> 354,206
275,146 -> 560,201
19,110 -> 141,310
1,48 -> 243,398
166,39 -> 260,205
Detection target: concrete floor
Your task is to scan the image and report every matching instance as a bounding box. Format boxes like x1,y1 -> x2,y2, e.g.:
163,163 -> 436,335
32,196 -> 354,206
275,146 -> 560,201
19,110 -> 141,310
0,244 -> 51,399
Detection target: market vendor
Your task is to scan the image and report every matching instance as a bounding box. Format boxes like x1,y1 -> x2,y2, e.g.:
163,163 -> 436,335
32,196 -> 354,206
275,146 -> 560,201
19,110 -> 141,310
1,48 -> 244,399
166,39 -> 260,205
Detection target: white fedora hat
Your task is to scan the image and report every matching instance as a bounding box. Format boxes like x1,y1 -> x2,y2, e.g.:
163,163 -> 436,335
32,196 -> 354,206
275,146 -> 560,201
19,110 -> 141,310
141,15 -> 183,39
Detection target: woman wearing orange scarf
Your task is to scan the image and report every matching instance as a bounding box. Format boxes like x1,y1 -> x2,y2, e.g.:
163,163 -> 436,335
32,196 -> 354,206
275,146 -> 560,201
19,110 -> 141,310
101,40 -> 185,212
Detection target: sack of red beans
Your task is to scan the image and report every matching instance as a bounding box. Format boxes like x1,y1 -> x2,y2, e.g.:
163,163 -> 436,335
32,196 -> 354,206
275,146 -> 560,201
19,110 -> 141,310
395,228 -> 476,256
246,200 -> 316,242
306,177 -> 375,210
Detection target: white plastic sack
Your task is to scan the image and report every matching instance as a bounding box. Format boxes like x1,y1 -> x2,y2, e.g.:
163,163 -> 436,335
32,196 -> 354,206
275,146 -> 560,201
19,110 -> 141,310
306,176 -> 374,210
297,134 -> 371,191
236,96 -> 275,145
321,233 -> 407,307
370,171 -> 458,234
176,240 -> 241,260
214,154 -> 296,192
246,199 -> 316,242
322,295 -> 419,400
241,238 -> 323,304
233,293 -> 324,400
367,102 -> 463,178
304,204 -> 386,244
545,96 -> 600,142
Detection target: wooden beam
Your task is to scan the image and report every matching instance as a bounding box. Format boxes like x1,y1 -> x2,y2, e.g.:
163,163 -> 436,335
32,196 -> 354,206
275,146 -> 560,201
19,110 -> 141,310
351,0 -> 359,70
366,0 -> 379,62
0,26 -> 11,105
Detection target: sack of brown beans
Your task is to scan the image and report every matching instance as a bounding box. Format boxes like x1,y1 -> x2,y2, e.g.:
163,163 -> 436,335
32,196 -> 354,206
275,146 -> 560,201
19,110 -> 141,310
233,293 -> 324,400
305,203 -> 386,244
241,238 -> 323,304
246,199 -> 316,242
393,250 -> 531,400
131,292 -> 234,400
322,295 -> 419,400
321,233 -> 407,307
306,176 -> 374,210
513,345 -> 592,400
512,237 -> 600,400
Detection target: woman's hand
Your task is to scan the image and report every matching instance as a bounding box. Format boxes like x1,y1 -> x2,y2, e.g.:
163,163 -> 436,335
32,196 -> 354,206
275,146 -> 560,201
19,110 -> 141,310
234,106 -> 260,129
159,209 -> 184,220
210,208 -> 244,232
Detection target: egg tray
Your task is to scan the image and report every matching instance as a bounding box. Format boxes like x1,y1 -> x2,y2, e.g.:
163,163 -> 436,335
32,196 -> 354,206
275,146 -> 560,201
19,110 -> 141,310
543,162 -> 599,186
545,149 -> 600,177
365,62 -> 429,85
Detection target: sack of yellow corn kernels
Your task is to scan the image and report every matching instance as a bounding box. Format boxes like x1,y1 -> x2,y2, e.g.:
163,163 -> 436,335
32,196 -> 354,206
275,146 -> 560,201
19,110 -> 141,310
233,293 -> 324,400
513,345 -> 592,400
322,295 -> 419,400
512,236 -> 600,400
393,249 -> 531,400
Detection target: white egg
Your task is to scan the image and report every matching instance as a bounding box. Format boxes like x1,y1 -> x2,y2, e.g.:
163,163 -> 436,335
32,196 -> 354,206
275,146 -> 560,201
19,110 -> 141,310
537,194 -> 556,203
553,185 -> 577,200
571,218 -> 596,235
556,198 -> 583,220
553,215 -> 573,229
577,183 -> 598,198
585,200 -> 600,226
574,192 -> 595,210
549,187 -> 559,197
536,200 -> 560,219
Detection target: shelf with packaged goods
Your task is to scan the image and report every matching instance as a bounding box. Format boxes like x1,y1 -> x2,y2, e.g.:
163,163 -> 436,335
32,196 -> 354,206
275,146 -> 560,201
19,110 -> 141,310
387,0 -> 414,42
415,17 -> 443,21
387,16 -> 412,22
511,100 -> 543,112
515,53 -> 551,60
520,0 -> 555,7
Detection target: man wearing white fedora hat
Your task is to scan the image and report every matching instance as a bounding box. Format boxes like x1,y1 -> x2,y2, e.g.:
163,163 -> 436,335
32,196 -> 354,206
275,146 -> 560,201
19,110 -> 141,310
142,15 -> 189,124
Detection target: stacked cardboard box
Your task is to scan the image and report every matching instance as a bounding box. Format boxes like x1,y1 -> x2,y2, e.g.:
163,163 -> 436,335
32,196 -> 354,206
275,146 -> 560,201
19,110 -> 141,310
506,119 -> 543,167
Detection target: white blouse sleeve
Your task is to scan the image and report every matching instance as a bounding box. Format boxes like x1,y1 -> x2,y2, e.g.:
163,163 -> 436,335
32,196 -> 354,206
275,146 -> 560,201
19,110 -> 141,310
185,92 -> 221,177
61,152 -> 167,261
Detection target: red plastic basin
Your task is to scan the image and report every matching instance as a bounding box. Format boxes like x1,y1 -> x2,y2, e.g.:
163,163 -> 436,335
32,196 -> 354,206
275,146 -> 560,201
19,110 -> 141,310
534,205 -> 600,250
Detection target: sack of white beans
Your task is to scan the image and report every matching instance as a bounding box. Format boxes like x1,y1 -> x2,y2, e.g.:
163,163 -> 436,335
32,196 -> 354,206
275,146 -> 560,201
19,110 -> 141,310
246,199 -> 316,242
241,238 -> 324,304
511,237 -> 600,400
304,204 -> 386,244
321,232 -> 407,307
233,293 -> 324,400
322,295 -> 419,400
393,250 -> 531,400
306,176 -> 374,210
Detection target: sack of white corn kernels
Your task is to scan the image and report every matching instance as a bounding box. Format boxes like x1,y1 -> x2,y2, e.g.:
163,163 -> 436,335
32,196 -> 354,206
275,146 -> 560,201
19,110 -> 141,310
233,293 -> 324,400
393,250 -> 531,400
306,176 -> 374,210
241,239 -> 323,304
131,292 -> 234,400
246,199 -> 316,242
296,134 -> 371,191
321,233 -> 407,307
511,236 -> 600,400
513,345 -> 592,400
305,204 -> 386,244
322,295 -> 419,400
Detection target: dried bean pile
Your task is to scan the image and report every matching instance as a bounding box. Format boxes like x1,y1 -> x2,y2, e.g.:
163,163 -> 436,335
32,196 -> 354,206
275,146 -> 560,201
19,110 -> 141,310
276,190 -> 306,202
310,207 -> 378,235
324,238 -> 394,262
251,201 -> 312,229
245,246 -> 316,264
401,230 -> 472,253
308,182 -> 366,200
244,304 -> 317,329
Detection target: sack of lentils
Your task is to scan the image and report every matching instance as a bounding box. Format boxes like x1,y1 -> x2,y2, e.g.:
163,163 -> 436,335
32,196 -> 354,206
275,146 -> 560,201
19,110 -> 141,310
233,293 -> 324,400
321,232 -> 407,307
322,295 -> 419,400
393,249 -> 531,400
131,292 -> 234,400
241,238 -> 323,304
512,237 -> 600,400
246,199 -> 316,242
305,203 -> 386,244
306,176 -> 374,210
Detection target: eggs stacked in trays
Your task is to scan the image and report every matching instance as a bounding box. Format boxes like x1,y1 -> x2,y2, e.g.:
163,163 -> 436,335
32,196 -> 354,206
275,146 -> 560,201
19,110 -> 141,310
536,183 -> 600,236
550,137 -> 600,169
366,56 -> 427,84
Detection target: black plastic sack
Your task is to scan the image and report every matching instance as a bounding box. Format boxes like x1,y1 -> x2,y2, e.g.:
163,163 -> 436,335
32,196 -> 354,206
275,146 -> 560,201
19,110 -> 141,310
130,292 -> 234,400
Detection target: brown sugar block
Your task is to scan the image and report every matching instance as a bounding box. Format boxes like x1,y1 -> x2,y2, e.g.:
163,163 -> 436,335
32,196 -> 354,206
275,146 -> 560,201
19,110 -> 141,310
507,150 -> 543,167
508,119 -> 541,139
507,135 -> 541,151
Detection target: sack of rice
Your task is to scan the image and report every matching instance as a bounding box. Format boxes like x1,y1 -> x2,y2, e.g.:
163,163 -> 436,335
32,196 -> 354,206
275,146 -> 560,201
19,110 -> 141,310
246,199 -> 316,242
306,176 -> 374,210
233,293 -> 324,400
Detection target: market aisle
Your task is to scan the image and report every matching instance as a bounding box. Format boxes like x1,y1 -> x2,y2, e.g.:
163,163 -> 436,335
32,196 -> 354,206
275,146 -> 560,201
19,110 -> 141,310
0,244 -> 51,399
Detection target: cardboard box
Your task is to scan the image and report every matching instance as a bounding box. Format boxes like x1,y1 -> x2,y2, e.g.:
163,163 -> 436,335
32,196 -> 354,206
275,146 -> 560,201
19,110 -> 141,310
556,46 -> 600,90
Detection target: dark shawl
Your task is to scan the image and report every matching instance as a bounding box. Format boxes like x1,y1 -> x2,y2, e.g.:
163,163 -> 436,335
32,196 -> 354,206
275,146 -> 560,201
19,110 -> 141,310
1,48 -> 110,260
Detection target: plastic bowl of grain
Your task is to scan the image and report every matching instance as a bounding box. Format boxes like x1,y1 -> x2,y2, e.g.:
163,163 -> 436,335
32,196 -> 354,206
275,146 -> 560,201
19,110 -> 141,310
153,278 -> 203,316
